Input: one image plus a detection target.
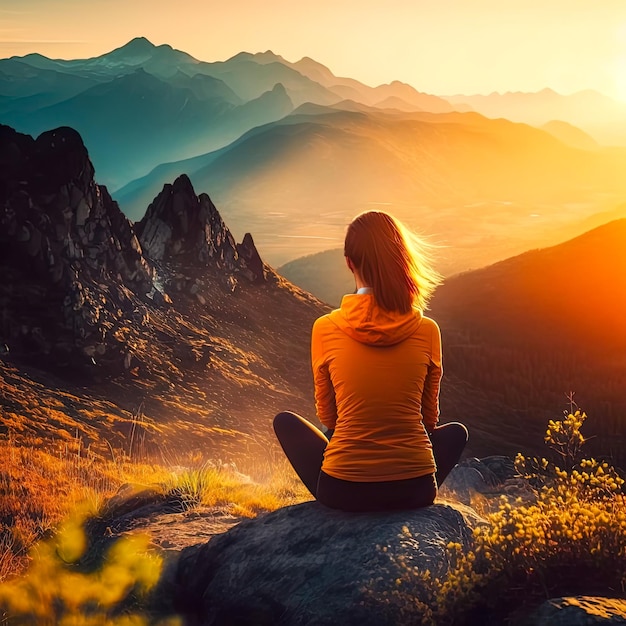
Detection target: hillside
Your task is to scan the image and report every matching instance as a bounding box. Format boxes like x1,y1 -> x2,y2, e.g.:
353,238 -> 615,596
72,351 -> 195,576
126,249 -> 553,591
0,124 -> 326,463
430,219 -> 626,464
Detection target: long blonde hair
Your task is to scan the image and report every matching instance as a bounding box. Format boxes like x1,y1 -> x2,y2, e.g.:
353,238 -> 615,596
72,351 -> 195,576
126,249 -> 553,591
344,211 -> 442,313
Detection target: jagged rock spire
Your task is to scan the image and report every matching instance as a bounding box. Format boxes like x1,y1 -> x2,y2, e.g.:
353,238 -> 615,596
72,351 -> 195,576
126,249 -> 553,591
0,124 -> 272,376
136,174 -> 268,283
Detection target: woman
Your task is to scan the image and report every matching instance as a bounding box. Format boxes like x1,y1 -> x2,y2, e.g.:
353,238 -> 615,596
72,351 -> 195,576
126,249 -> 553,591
274,211 -> 468,512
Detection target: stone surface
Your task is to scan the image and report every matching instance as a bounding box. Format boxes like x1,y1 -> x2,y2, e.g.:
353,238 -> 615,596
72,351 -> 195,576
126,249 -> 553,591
159,501 -> 478,625
439,455 -> 532,507
136,174 -> 271,284
0,124 -> 158,374
524,596 -> 626,625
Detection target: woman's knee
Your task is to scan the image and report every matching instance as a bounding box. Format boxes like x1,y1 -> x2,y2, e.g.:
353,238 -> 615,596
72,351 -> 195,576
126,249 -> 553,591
273,411 -> 305,437
449,422 -> 469,445
434,422 -> 468,445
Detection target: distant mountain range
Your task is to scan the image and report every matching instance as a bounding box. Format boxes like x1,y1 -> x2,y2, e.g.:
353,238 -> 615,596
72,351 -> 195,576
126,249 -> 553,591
0,37 -> 452,190
4,37 -> 626,273
445,88 -> 626,146
116,105 -> 626,268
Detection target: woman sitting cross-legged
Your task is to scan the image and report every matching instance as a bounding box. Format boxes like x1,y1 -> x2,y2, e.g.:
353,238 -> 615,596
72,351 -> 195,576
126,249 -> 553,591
273,210 -> 468,512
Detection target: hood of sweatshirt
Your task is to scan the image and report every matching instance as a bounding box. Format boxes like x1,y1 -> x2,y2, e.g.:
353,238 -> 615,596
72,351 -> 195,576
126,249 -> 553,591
328,293 -> 423,346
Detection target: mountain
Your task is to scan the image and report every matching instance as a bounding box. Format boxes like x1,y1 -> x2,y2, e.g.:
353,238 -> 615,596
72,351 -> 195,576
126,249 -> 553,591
0,58 -> 98,98
540,120 -> 599,151
278,239 -> 514,307
429,219 -> 626,465
251,52 -> 454,113
444,88 -> 626,146
0,124 -> 325,461
279,249 -> 354,307
1,38 -> 455,191
13,37 -> 202,81
2,67 -> 293,189
206,51 -> 340,106
116,106 -> 626,267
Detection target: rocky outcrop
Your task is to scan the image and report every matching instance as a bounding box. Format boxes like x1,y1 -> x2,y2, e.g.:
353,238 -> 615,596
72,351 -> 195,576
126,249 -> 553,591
136,174 -> 269,284
157,501 -> 477,625
0,125 -> 152,290
439,455 -> 535,506
0,124 -> 158,373
237,231 -> 268,283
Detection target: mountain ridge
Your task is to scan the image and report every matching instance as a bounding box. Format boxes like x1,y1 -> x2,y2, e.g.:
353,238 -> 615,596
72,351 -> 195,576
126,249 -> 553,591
443,88 -> 626,146
115,105 -> 626,268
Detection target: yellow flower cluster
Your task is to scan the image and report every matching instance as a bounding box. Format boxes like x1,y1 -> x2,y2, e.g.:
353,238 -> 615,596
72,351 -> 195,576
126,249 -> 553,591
544,410 -> 587,469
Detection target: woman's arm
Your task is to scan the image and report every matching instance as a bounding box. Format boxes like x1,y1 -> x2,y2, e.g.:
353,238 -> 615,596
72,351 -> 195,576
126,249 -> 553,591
311,317 -> 338,430
422,319 -> 442,433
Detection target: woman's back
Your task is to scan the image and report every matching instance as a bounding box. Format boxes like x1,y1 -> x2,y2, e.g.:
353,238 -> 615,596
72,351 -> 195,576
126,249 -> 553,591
312,293 -> 442,482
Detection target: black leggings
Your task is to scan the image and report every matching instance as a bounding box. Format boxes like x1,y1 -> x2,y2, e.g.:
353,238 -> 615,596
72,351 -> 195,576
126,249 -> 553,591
273,411 -> 468,512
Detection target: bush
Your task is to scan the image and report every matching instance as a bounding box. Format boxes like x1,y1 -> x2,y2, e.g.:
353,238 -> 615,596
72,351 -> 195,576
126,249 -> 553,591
386,408 -> 626,625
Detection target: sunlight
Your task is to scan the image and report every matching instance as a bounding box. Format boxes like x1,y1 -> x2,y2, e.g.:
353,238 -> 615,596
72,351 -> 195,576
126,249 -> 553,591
615,54 -> 626,102
615,24 -> 626,102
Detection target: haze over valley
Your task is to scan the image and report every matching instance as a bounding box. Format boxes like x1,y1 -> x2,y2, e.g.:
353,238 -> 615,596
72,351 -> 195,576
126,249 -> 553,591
3,38 -> 626,275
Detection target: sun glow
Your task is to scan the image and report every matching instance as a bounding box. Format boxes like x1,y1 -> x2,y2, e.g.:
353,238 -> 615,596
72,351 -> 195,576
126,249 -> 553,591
615,24 -> 626,102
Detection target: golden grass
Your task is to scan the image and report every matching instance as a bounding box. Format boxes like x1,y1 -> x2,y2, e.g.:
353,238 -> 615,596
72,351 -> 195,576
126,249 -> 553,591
0,429 -> 309,623
166,462 -> 310,518
0,429 -> 309,586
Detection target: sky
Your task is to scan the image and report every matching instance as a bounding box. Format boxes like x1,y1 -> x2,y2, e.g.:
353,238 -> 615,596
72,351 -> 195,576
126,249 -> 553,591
1,0 -> 626,101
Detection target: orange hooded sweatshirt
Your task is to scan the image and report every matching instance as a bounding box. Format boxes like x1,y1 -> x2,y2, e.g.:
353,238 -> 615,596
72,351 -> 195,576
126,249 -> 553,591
311,293 -> 442,482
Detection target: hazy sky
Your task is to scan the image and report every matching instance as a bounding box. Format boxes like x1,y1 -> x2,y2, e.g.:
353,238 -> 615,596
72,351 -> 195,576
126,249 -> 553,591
2,0 -> 626,100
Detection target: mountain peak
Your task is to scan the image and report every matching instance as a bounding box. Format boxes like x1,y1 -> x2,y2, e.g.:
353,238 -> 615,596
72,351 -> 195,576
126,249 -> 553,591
104,37 -> 157,62
122,37 -> 156,52
0,124 -> 156,374
136,175 -> 270,284
254,50 -> 285,63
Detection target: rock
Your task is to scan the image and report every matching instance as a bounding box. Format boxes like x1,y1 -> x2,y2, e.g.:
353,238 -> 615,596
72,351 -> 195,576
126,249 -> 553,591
0,124 -> 156,374
136,174 -> 270,285
159,501 -> 477,625
440,455 -> 518,505
101,483 -> 169,521
136,175 -> 238,269
237,231 -> 267,283
524,596 -> 626,625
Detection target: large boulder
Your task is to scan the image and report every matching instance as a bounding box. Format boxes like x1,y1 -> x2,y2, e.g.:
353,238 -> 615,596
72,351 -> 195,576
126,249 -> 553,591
158,501 -> 478,625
